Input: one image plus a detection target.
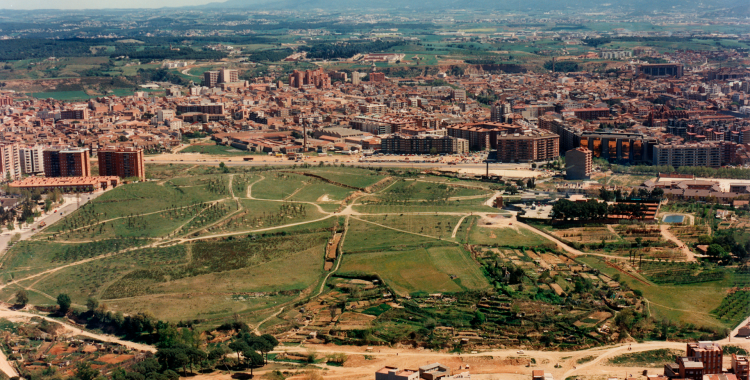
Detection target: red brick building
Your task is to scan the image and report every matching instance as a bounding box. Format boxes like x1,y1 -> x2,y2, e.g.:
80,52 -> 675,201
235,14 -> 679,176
43,147 -> 91,177
97,147 -> 145,180
496,129 -> 560,163
687,341 -> 723,375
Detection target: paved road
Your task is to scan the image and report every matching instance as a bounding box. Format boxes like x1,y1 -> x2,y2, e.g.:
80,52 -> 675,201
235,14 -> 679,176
149,158 -> 534,172
0,193 -> 103,259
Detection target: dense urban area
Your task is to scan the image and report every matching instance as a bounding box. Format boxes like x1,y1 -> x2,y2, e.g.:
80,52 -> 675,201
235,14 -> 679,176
0,2 -> 749,380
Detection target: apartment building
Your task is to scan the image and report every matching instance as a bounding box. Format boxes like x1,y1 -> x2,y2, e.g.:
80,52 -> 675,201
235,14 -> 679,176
733,354 -> 749,380
176,103 -> 225,114
204,71 -> 220,88
97,147 -> 146,180
43,147 -> 91,177
653,143 -> 722,168
637,63 -> 684,78
0,142 -> 22,181
20,145 -> 45,175
380,134 -> 469,155
495,129 -> 560,163
565,147 -> 592,180
491,102 -> 511,123
289,68 -> 331,89
59,107 -> 89,120
447,122 -> 522,151
687,341 -> 723,375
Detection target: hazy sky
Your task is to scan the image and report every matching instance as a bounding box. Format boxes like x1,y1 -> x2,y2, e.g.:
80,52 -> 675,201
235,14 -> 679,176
3,0 -> 213,9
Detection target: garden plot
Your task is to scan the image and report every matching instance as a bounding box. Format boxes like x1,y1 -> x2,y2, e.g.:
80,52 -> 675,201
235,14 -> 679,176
550,226 -> 621,243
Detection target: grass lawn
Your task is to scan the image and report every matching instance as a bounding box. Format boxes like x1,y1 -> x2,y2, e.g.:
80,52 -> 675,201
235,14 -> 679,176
467,217 -> 550,247
286,182 -> 354,203
340,246 -> 490,296
251,173 -> 309,200
181,143 -> 252,156
298,167 -> 387,189
344,218 -> 455,253
357,214 -> 463,241
353,199 -> 496,214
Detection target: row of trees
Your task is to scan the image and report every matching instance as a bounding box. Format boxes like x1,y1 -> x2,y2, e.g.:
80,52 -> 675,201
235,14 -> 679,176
552,199 -> 646,221
299,40 -> 404,60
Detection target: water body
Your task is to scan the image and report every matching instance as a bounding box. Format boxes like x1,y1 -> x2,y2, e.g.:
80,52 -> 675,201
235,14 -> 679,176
663,214 -> 685,223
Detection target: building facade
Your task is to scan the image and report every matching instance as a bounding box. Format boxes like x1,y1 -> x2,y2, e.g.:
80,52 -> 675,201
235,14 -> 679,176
43,147 -> 91,178
495,129 -> 560,163
565,147 -> 592,180
20,145 -> 45,175
0,142 -> 21,181
97,147 -> 146,180
381,134 -> 469,155
653,143 -> 722,168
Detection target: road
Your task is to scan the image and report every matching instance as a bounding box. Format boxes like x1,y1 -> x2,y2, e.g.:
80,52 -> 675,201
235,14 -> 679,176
149,158 -> 533,172
0,192 -> 103,259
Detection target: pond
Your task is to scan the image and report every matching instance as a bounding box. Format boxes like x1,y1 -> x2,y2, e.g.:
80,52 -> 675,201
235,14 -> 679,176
663,214 -> 685,224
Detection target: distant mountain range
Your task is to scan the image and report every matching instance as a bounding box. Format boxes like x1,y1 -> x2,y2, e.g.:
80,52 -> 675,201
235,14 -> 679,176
200,0 -> 748,14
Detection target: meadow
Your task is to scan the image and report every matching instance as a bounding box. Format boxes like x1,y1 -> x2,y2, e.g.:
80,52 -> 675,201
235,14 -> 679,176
2,164 -> 736,338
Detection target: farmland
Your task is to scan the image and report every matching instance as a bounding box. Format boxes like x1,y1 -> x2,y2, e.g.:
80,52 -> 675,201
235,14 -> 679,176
0,164 -> 738,350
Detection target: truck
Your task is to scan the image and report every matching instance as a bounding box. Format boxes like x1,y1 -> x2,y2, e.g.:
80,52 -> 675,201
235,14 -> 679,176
243,157 -> 254,161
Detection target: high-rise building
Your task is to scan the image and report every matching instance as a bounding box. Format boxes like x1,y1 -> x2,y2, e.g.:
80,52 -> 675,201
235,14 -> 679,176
687,342 -> 722,375
491,102 -> 511,122
59,108 -> 89,120
495,129 -> 560,163
565,147 -> 592,180
653,143 -> 722,168
20,145 -> 45,175
98,147 -> 145,180
733,354 -> 749,380
204,71 -> 220,88
352,72 -> 365,85
637,63 -> 684,78
289,68 -> 331,89
43,147 -> 91,177
0,142 -> 21,181
219,69 -> 239,84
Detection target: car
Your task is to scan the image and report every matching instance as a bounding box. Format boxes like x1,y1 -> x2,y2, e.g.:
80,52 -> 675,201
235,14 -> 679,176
517,350 -> 524,354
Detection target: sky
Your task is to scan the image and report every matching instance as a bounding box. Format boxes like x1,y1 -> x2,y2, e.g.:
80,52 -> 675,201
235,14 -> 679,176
2,0 -> 214,9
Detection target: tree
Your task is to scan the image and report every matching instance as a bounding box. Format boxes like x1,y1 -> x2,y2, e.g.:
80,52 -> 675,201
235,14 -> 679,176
57,293 -> 72,314
73,362 -> 101,380
86,297 -> 99,312
15,290 -> 28,307
244,349 -> 264,375
429,147 -> 438,155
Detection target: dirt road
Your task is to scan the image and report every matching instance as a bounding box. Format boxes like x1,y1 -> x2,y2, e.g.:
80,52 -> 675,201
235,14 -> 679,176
0,307 -> 156,353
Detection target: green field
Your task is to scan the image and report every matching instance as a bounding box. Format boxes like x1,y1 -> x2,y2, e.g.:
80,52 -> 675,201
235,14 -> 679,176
340,246 -> 490,295
181,143 -> 254,156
